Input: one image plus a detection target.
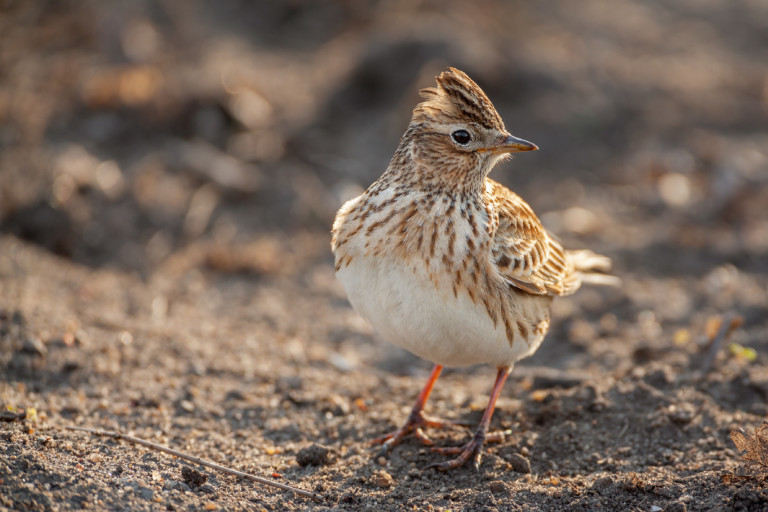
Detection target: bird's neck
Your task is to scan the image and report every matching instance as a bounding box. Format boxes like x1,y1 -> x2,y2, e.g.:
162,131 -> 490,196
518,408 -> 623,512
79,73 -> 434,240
380,129 -> 490,197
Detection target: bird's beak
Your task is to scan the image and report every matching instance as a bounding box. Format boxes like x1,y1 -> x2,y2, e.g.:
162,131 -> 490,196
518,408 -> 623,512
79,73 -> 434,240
480,133 -> 539,154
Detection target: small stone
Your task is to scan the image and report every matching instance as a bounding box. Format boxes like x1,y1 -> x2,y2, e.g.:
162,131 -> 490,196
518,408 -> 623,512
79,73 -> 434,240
667,403 -> 696,425
507,453 -> 531,474
88,452 -> 103,463
370,470 -> 394,489
296,444 -> 334,467
0,411 -> 21,422
324,394 -> 350,416
21,337 -> 47,356
488,480 -> 509,495
174,482 -> 191,493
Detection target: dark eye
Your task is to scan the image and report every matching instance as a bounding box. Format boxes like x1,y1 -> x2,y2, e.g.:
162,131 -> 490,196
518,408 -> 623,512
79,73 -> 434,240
451,129 -> 471,145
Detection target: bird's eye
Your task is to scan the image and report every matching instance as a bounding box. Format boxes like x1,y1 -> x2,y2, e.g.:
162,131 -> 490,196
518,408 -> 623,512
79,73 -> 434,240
451,129 -> 471,145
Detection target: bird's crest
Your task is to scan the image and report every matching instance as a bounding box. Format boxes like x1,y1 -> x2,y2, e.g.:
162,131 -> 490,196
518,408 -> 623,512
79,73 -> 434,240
413,68 -> 505,131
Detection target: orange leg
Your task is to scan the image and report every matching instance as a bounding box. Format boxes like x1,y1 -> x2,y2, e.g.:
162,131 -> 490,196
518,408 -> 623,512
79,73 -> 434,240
426,366 -> 511,471
373,365 -> 455,450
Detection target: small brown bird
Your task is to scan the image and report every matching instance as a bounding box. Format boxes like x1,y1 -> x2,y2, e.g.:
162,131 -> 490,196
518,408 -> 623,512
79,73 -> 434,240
331,68 -> 615,470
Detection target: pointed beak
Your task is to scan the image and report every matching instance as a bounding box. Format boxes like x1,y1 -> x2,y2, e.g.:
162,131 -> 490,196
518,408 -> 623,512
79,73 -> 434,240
480,133 -> 539,154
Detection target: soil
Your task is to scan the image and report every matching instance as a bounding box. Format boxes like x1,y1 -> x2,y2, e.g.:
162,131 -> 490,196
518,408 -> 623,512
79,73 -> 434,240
2,1 -> 768,511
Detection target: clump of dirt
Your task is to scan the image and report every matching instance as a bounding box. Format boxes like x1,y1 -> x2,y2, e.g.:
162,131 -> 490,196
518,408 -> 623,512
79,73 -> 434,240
181,466 -> 209,489
296,444 -> 336,467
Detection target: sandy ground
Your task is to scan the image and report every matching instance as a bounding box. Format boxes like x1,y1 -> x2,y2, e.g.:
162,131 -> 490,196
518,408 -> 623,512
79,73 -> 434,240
2,1 -> 768,510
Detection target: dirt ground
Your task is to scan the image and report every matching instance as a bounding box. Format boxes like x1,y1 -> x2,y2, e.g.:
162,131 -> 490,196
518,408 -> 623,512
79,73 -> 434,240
2,1 -> 768,510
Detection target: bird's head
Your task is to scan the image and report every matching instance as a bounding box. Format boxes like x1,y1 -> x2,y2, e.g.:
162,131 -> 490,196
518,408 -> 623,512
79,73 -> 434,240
405,68 -> 537,179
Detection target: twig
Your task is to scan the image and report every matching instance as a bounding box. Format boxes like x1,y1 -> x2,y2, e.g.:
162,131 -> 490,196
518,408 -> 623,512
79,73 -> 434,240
64,425 -> 323,502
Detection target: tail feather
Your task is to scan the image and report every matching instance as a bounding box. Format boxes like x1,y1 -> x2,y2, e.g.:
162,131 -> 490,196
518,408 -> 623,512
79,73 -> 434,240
567,250 -> 621,287
579,273 -> 622,287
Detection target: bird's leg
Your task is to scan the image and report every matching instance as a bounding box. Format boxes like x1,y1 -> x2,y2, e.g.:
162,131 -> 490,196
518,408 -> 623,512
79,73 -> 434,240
426,366 -> 511,471
373,365 -> 456,450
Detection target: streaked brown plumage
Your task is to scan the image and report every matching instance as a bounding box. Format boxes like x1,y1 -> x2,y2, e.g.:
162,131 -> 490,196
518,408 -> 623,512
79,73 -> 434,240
331,68 -> 615,470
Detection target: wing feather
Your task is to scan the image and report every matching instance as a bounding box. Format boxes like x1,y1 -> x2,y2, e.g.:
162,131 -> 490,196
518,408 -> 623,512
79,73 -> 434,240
485,179 -> 581,297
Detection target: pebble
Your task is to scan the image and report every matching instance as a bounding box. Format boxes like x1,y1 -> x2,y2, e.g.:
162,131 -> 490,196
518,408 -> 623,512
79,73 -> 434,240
488,480 -> 509,495
507,453 -> 531,474
199,484 -> 216,495
296,444 -> 334,467
370,470 -> 394,489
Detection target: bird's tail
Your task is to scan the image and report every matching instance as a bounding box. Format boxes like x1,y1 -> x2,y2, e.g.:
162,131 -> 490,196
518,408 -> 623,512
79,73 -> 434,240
568,250 -> 621,287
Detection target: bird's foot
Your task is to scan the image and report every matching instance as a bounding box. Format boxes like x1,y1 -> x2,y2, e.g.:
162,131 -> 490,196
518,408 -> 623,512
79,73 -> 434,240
426,431 -> 488,471
424,428 -> 511,470
373,410 -> 458,453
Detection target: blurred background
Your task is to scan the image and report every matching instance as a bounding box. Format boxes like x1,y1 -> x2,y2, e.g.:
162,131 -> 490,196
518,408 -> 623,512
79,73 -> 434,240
2,0 -> 766,277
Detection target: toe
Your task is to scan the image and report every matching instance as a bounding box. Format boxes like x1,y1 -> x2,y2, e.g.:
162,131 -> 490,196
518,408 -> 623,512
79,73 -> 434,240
425,435 -> 487,470
413,427 -> 435,445
431,445 -> 464,455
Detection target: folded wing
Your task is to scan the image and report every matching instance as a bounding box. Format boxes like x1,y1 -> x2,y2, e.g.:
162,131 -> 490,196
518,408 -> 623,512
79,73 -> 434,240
485,179 -> 613,297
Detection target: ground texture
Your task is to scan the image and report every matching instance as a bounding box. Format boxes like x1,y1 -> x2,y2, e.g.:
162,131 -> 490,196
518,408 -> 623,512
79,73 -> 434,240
2,1 -> 768,511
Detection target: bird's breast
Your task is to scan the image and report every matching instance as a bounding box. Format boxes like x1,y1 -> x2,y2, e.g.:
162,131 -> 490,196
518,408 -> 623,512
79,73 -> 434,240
336,252 -> 542,367
333,189 -> 551,367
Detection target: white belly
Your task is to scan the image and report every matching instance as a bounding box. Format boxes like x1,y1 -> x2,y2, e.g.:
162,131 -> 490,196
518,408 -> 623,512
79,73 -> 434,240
336,255 -> 541,368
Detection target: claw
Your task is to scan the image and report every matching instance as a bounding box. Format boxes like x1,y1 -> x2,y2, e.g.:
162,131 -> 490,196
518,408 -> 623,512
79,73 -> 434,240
372,410 -> 454,451
413,427 -> 434,445
425,433 -> 486,471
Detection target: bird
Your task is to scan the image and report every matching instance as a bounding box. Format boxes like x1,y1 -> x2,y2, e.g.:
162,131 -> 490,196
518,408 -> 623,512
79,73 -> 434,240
331,67 -> 615,471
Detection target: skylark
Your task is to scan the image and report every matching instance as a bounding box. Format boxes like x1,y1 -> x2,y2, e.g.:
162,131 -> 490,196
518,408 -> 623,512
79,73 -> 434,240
331,68 -> 615,470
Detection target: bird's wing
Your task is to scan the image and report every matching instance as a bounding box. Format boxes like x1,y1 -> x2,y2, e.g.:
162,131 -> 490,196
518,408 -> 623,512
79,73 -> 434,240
484,179 -> 581,296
